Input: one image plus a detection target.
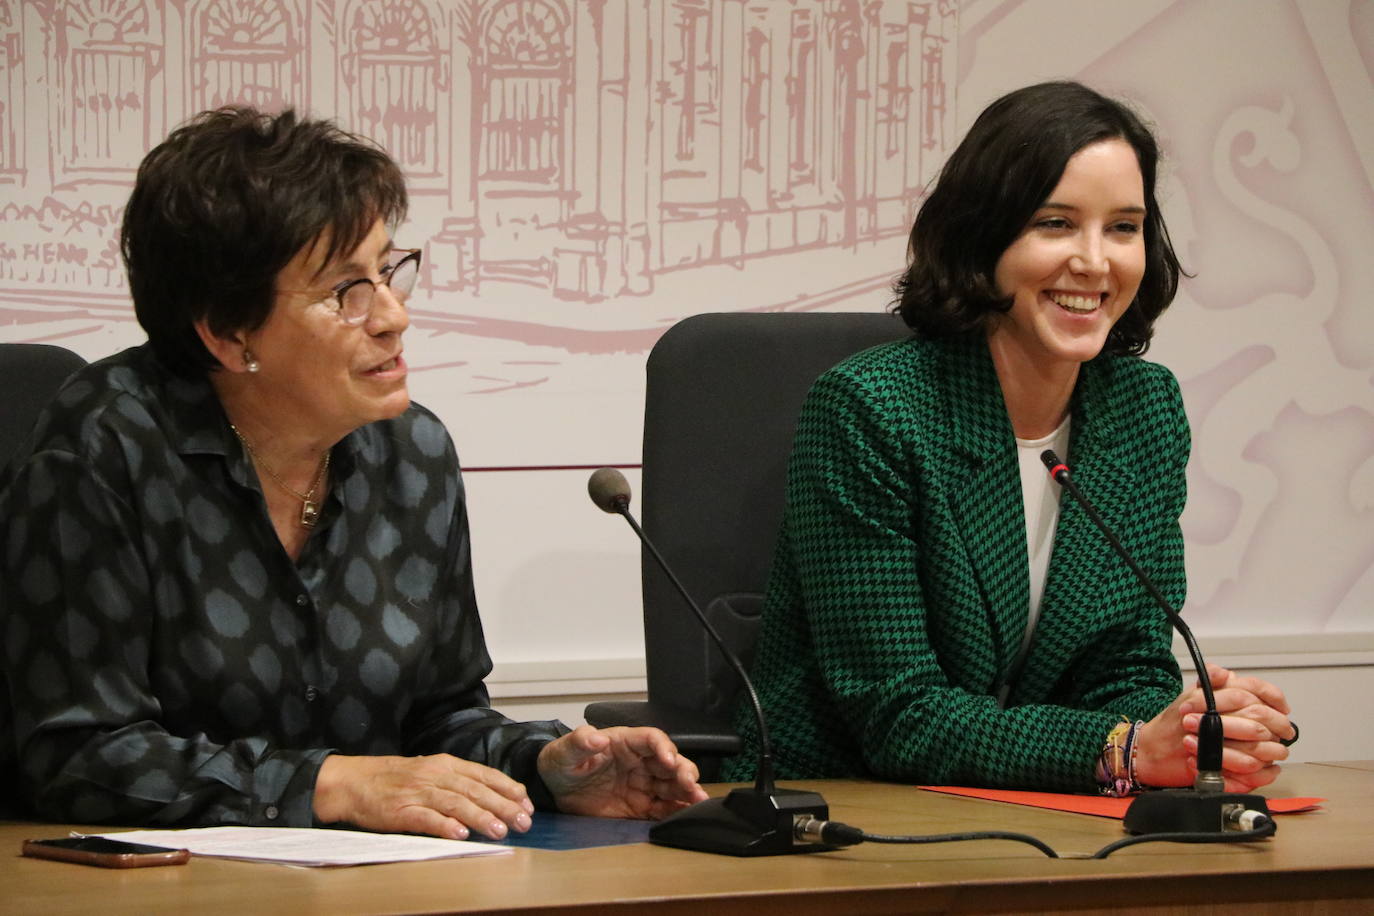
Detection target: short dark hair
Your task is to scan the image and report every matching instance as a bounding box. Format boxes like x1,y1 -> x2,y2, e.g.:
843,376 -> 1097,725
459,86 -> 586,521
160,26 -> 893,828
892,81 -> 1182,356
121,107 -> 408,376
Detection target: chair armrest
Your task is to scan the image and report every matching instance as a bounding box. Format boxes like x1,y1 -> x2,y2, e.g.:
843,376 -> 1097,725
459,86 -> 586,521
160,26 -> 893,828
583,700 -> 742,756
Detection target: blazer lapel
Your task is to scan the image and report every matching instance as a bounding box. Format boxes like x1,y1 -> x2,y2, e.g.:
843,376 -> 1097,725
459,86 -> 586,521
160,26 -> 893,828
1018,358 -> 1140,699
939,338 -> 1029,678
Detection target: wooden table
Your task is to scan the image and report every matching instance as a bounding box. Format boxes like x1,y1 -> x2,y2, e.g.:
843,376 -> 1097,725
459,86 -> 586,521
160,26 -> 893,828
3,763 -> 1370,915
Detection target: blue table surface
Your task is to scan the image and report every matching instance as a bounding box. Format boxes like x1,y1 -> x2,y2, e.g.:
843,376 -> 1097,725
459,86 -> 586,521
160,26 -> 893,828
474,811 -> 653,851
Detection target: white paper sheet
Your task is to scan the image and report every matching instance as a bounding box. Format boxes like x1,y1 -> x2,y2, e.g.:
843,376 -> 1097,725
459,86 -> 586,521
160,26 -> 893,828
89,827 -> 511,867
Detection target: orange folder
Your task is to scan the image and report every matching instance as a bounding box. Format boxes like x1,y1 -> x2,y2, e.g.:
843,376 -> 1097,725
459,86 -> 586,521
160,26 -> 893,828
918,785 -> 1325,818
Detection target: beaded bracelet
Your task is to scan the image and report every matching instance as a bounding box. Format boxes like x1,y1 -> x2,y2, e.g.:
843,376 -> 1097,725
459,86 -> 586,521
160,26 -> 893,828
1125,719 -> 1144,790
1094,718 -> 1145,797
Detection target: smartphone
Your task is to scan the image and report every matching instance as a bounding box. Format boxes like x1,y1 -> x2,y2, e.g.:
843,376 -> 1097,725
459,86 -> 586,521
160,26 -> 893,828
22,836 -> 191,868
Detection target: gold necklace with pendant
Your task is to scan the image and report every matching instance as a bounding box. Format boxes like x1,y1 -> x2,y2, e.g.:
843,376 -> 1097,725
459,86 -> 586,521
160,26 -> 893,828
229,424 -> 331,529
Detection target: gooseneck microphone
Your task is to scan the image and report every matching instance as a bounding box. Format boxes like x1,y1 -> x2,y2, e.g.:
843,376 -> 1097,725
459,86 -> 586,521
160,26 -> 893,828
588,465 -> 1238,858
587,467 -> 834,856
1039,451 -> 1274,837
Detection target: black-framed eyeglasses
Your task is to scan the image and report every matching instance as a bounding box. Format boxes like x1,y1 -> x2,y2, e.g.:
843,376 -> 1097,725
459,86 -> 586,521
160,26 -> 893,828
284,248 -> 422,325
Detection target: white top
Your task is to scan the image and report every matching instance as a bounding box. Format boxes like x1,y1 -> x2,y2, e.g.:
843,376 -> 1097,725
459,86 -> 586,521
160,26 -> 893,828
1014,416 -> 1072,661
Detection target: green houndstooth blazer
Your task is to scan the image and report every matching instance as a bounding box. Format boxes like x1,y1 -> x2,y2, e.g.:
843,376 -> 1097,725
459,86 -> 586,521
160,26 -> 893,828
723,333 -> 1189,791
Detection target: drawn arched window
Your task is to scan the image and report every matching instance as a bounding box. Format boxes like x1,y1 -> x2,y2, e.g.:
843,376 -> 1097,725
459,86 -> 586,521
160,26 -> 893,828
480,0 -> 569,182
346,0 -> 441,177
0,0 -> 22,177
59,0 -> 158,173
191,0 -> 298,114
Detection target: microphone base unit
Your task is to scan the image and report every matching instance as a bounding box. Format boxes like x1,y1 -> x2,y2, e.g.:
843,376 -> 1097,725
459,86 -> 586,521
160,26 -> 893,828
649,787 -> 836,857
1123,789 -> 1273,835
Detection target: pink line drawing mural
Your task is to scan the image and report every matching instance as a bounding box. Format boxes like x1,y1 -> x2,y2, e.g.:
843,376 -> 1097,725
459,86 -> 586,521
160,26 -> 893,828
0,0 -> 955,434
2,0 -> 1370,645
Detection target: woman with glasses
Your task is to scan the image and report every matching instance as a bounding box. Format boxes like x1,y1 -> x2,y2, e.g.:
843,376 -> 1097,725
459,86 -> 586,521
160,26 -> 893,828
0,108 -> 706,838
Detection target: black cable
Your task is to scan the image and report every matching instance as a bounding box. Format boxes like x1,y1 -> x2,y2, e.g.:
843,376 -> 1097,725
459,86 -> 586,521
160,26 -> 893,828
1089,821 -> 1277,859
805,819 -> 1059,858
861,829 -> 1061,858
802,816 -> 1278,860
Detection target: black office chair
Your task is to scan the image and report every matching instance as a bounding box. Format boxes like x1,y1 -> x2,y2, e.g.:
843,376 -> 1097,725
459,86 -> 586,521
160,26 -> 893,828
585,311 -> 910,779
0,341 -> 87,817
0,343 -> 87,472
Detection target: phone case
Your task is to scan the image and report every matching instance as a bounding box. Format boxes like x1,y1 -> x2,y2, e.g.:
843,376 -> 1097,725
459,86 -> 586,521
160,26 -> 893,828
22,839 -> 191,868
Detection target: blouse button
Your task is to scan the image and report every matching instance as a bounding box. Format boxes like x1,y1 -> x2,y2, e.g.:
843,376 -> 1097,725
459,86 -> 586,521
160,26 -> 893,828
305,685 -> 319,702
264,806 -> 280,821
295,594 -> 309,606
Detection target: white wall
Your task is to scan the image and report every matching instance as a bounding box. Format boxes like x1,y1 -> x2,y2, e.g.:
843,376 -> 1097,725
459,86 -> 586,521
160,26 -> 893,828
2,0 -> 1370,760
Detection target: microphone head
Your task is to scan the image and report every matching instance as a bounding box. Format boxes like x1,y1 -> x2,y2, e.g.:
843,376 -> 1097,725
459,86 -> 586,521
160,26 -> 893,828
1040,449 -> 1070,483
588,467 -> 632,513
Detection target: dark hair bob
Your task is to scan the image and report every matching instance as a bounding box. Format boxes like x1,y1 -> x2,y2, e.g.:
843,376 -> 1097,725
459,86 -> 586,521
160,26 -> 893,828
892,81 -> 1182,356
121,107 -> 408,376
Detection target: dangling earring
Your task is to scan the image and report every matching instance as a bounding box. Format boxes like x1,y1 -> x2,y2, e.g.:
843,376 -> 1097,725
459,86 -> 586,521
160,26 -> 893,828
244,349 -> 261,374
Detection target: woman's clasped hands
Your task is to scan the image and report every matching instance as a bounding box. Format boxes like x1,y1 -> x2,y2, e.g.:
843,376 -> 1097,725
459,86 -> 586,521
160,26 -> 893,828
1134,663 -> 1295,792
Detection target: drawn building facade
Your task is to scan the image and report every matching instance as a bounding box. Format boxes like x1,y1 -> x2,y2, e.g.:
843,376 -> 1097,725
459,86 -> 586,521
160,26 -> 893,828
0,0 -> 955,317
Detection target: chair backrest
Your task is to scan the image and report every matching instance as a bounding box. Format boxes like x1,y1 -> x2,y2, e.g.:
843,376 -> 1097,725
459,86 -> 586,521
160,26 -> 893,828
0,342 -> 86,816
639,311 -> 910,723
0,343 -> 87,473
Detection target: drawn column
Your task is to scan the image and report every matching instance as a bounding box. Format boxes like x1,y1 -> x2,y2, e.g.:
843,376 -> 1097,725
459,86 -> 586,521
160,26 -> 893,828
715,0 -> 745,266
826,1 -> 864,246
772,5 -> 814,251
736,4 -> 771,258
0,0 -> 34,290
855,6 -> 882,240
592,0 -> 628,296
555,0 -> 609,299
0,0 -> 25,186
621,0 -> 652,294
915,0 -> 953,191
432,3 -> 479,295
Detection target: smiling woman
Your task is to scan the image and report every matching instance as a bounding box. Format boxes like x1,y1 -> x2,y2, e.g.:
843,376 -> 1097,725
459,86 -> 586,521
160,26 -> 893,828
988,138 -> 1148,438
723,81 -> 1296,798
0,107 -> 706,838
